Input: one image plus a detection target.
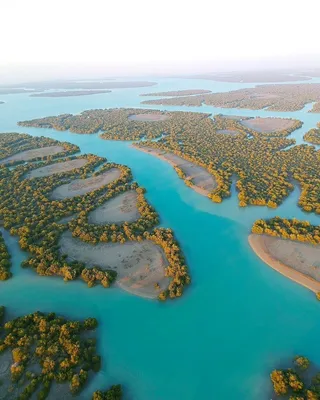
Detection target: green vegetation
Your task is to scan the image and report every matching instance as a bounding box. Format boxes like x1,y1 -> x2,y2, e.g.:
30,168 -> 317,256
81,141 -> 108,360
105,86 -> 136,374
0,307 -> 101,399
304,123 -> 320,144
270,356 -> 320,399
92,384 -> 122,399
0,231 -> 11,280
252,217 -> 320,245
0,133 -> 190,299
141,83 -> 320,112
19,109 -> 320,214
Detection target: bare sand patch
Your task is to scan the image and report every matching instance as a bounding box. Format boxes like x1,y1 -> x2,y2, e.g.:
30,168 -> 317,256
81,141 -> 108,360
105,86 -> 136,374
88,190 -> 139,225
26,158 -> 88,178
128,114 -> 169,122
133,146 -> 217,196
220,115 -> 247,120
240,117 -> 296,133
59,231 -> 169,298
249,234 -> 320,293
216,129 -> 240,136
1,146 -> 64,164
51,168 -> 121,200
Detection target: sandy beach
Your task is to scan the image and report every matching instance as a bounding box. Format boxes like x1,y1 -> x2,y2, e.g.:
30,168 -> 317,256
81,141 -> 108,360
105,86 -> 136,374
1,146 -> 65,164
249,234 -> 320,293
240,117 -> 296,133
88,190 -> 140,225
133,145 -> 216,196
26,158 -> 88,178
51,168 -> 121,199
59,231 -> 169,298
128,114 -> 169,122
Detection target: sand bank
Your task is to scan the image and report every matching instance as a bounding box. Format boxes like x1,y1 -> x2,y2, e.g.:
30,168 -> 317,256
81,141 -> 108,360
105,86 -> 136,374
26,158 -> 88,178
133,145 -> 216,196
128,114 -> 169,122
88,190 -> 139,225
249,234 -> 320,293
59,231 -> 169,298
51,168 -> 121,200
240,117 -> 296,133
1,146 -> 64,164
30,90 -> 111,98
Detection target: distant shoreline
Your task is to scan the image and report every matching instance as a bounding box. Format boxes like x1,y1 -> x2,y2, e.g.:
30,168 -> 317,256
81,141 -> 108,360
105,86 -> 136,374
248,234 -> 320,293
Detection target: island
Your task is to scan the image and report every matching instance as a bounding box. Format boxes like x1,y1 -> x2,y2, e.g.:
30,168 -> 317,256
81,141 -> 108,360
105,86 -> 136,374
0,231 -> 11,280
30,90 -> 111,98
270,356 -> 320,398
249,217 -> 320,296
0,306 -> 109,399
19,109 -> 320,215
0,89 -> 43,95
0,80 -> 157,90
304,123 -> 320,144
141,83 -> 320,112
141,89 -> 212,96
0,132 -> 190,300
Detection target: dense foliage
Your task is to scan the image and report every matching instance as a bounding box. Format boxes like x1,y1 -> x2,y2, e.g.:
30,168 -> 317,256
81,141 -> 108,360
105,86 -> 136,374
18,109 -> 320,214
0,133 -> 190,299
141,83 -> 320,112
0,230 -> 11,280
0,307 -> 101,399
270,356 -> 320,399
252,217 -> 320,245
92,384 -> 122,400
304,123 -> 320,144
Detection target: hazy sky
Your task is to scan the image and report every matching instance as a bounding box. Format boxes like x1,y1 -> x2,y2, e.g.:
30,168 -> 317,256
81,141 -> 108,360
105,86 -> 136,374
1,0 -> 319,81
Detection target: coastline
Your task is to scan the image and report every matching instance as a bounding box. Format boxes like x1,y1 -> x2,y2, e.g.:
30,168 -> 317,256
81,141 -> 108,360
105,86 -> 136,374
248,234 -> 320,294
132,144 -> 214,197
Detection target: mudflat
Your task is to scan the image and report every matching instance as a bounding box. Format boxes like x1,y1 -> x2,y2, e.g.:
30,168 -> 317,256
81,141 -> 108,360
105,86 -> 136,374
26,158 -> 88,178
1,146 -> 64,164
241,117 -> 296,133
128,114 -> 169,121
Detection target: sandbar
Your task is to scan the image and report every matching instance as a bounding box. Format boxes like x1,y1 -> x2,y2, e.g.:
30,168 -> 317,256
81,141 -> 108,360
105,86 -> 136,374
30,90 -> 111,98
133,145 -> 217,196
51,168 -> 121,199
249,234 -> 320,293
88,190 -> 140,225
128,114 -> 169,122
1,146 -> 65,164
59,231 -> 169,298
25,158 -> 88,178
240,117 -> 296,133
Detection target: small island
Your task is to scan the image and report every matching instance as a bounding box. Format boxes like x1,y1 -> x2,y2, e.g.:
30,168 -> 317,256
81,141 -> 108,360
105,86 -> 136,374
249,217 -> 320,295
30,90 -> 112,98
304,123 -> 320,144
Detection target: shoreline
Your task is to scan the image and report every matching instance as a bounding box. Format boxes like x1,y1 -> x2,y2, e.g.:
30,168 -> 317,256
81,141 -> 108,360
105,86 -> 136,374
248,234 -> 320,294
132,144 -> 214,197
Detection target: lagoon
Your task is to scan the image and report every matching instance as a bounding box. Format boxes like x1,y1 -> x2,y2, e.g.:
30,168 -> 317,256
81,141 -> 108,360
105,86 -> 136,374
1,77 -> 320,399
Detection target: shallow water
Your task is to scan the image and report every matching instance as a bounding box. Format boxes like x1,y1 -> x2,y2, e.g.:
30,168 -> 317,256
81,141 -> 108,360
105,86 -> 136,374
1,78 -> 320,399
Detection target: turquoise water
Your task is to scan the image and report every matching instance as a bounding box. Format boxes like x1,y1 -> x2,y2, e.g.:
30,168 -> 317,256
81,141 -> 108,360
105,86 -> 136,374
1,78 -> 320,399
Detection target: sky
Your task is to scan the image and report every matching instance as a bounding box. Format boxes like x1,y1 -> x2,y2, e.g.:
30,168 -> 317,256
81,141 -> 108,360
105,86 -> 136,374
1,0 -> 319,82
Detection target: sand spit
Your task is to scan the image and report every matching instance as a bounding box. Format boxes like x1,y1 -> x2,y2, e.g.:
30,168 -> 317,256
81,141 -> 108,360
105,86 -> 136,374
51,168 -> 121,200
88,190 -> 140,225
26,158 -> 88,178
128,114 -> 169,122
59,231 -> 169,298
249,234 -> 320,293
133,146 -> 216,196
216,129 -> 240,136
1,146 -> 65,164
240,117 -> 296,133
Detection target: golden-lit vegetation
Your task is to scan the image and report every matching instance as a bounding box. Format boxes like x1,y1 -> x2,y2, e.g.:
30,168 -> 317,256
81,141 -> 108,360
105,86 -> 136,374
141,83 -> 320,112
270,356 -> 320,399
252,217 -> 320,244
0,307 -> 101,399
304,123 -> 320,144
19,109 -> 320,214
0,133 -> 190,300
0,231 -> 11,280
92,384 -> 122,400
